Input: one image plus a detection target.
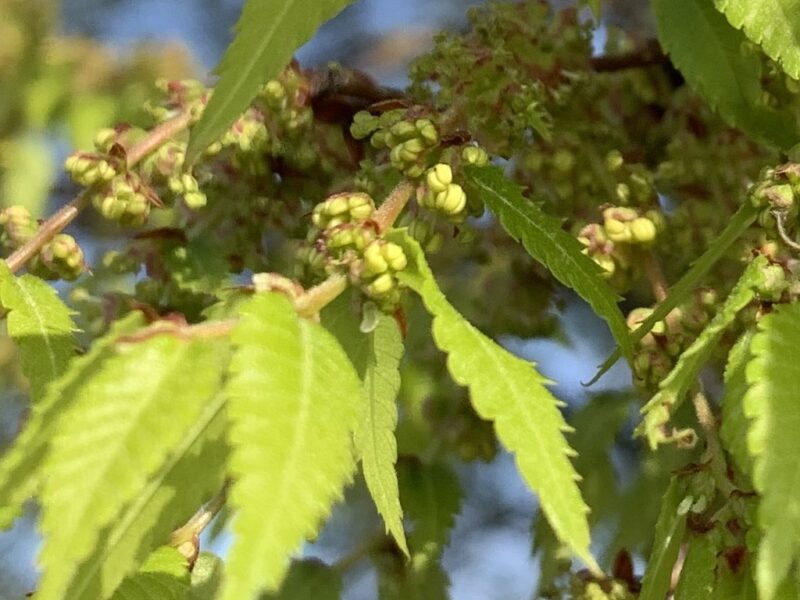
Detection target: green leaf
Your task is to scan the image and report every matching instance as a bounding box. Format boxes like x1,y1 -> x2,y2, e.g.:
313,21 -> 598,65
321,296 -> 408,556
638,477 -> 688,600
66,395 -> 227,600
107,546 -> 190,600
743,302 -> 800,599
714,0 -> 800,79
465,165 -> 633,362
637,256 -> 767,448
188,553 -> 224,600
0,312 -> 143,530
186,0 -> 355,161
392,231 -> 597,571
222,293 -> 360,599
720,329 -> 755,477
36,335 -> 226,600
263,559 -> 342,600
591,201 -> 759,383
675,533 -> 717,598
0,262 -> 76,401
653,0 -> 800,150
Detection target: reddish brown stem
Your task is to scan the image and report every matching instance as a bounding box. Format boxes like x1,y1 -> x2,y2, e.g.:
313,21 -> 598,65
5,111 -> 193,274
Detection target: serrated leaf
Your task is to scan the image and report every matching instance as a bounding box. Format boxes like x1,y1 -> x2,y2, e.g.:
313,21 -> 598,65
66,395 -> 227,600
638,256 -> 766,448
263,559 -> 342,600
653,0 -> 800,150
0,262 -> 76,401
638,477 -> 688,600
391,231 -> 597,571
675,533 -> 717,599
720,329 -> 755,477
0,312 -> 144,530
714,0 -> 800,79
743,302 -> 800,599
36,334 -> 226,600
321,296 -> 408,556
108,546 -> 190,600
222,292 -> 360,599
465,165 -> 632,363
591,202 -> 759,384
186,0 -> 355,161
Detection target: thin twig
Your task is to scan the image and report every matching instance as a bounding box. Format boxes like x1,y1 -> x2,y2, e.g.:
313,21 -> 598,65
691,391 -> 736,496
169,483 -> 229,562
5,111 -> 194,274
295,273 -> 349,317
643,251 -> 669,302
374,180 -> 415,232
772,209 -> 800,252
590,40 -> 669,72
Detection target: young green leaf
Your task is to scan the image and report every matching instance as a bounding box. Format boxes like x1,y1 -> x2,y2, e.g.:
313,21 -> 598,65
0,312 -> 144,530
36,335 -> 226,600
465,165 -> 633,362
591,201 -> 758,384
653,0 -> 799,150
743,302 -> 800,599
186,0 -> 355,161
638,256 -> 767,448
66,396 -> 227,600
638,477 -> 688,600
222,292 -> 360,599
321,297 -> 409,556
392,231 -> 597,571
0,261 -> 76,401
675,532 -> 717,599
107,546 -> 190,600
714,1 -> 800,79
720,329 -> 755,478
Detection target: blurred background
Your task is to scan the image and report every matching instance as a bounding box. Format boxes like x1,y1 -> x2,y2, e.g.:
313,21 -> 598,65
0,1 -> 654,598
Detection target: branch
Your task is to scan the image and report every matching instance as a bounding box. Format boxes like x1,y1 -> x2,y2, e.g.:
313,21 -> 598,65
5,111 -> 194,274
590,40 -> 669,73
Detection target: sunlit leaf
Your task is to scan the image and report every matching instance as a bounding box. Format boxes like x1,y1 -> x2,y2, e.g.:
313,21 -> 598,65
186,0 -> 355,161
221,293 -> 360,599
393,230 -> 597,571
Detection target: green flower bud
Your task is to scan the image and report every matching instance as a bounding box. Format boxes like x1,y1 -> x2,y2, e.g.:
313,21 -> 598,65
363,241 -> 389,277
415,119 -> 439,145
38,234 -> 85,280
630,217 -> 657,244
434,183 -> 467,216
605,150 -> 624,171
765,183 -> 795,210
366,272 -> 395,297
94,128 -> 117,152
461,145 -> 489,166
604,218 -> 631,243
382,242 -> 407,271
0,205 -> 37,250
262,80 -> 286,107
347,193 -> 375,221
425,163 -> 453,193
405,164 -> 425,178
390,120 -> 417,140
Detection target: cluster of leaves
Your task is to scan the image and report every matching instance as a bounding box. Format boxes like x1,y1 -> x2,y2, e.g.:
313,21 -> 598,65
4,0 -> 800,599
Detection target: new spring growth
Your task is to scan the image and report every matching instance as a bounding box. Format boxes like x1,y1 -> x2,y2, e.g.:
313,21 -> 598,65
312,192 -> 375,229
461,145 -> 490,167
0,205 -> 37,251
602,207 -> 657,245
420,163 -> 468,217
64,152 -> 117,186
360,239 -> 408,307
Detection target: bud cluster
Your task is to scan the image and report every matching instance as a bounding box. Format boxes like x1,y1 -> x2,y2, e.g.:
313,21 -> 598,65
419,163 -> 467,217
627,289 -> 718,391
577,207 -> 664,291
749,164 -> 800,237
146,79 -> 210,124
351,109 -> 439,178
0,206 -> 85,281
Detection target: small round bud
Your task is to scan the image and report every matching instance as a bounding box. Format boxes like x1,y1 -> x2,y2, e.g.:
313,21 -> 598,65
425,164 -> 453,193
390,121 -> 417,140
415,119 -> 439,145
363,241 -> 389,277
366,272 -> 395,297
630,217 -> 657,244
382,242 -> 407,271
605,150 -> 624,171
604,218 -> 631,243
434,183 -> 467,216
461,146 -> 489,166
